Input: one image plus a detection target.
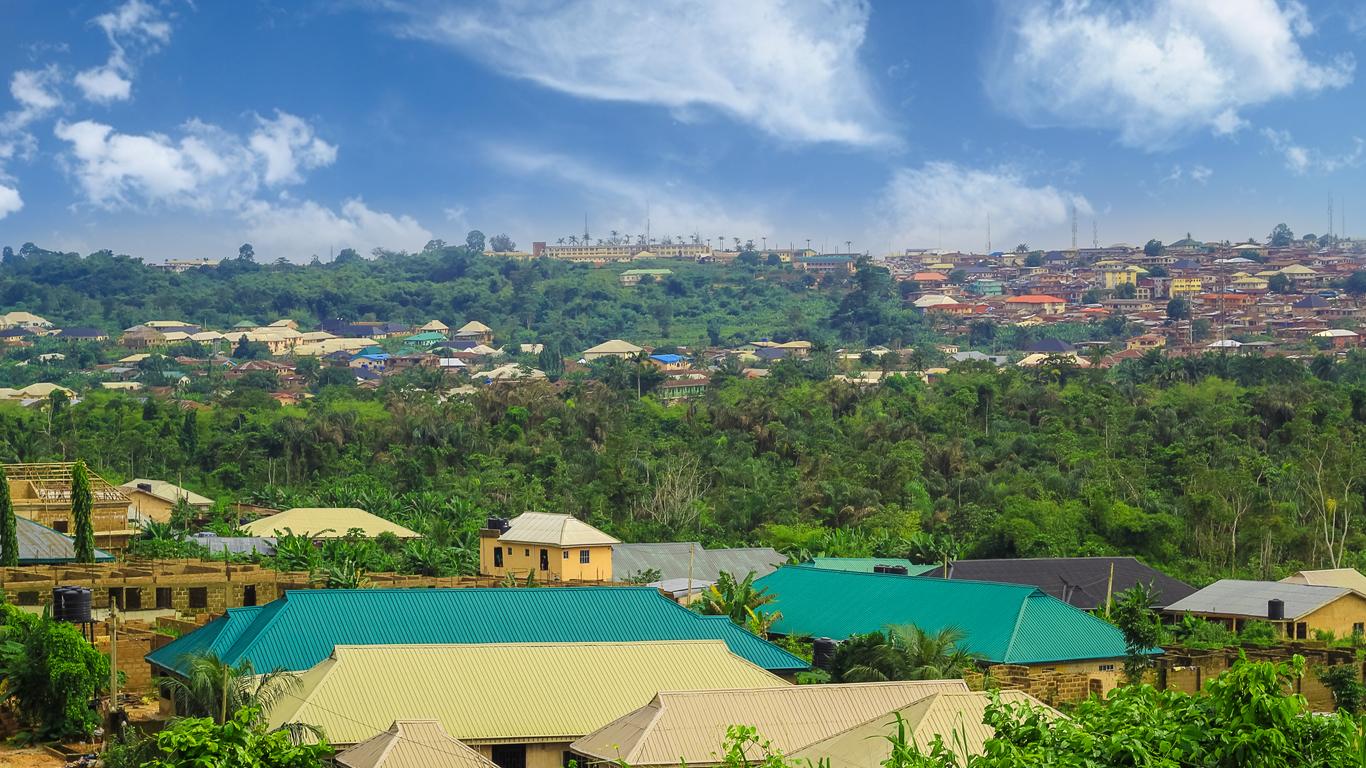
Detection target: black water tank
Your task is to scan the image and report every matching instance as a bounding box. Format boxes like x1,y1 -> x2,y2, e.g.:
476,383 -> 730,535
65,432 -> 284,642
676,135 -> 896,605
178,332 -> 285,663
68,587 -> 92,623
1268,598 -> 1285,621
887,565 -> 909,576
51,586 -> 70,622
812,637 -> 837,671
872,564 -> 889,574
136,482 -> 153,492
485,516 -> 510,532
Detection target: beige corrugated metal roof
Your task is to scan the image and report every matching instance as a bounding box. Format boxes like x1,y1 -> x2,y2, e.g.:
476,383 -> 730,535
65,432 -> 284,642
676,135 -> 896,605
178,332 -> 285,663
583,339 -> 643,355
500,512 -> 619,546
269,641 -> 788,746
1282,568 -> 1366,594
120,479 -> 213,506
789,691 -> 1057,768
336,720 -> 500,768
571,680 -> 969,767
458,321 -> 492,333
242,507 -> 420,539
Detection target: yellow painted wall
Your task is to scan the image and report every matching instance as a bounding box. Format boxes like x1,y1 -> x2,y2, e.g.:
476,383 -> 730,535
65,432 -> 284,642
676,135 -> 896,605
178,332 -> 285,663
1026,657 -> 1126,675
128,492 -> 175,524
1300,593 -> 1366,637
478,536 -> 613,582
1103,270 -> 1136,289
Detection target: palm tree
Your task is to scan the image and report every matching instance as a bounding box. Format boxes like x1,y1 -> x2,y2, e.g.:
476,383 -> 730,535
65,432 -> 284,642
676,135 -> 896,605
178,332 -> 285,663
160,651 -> 303,725
885,624 -> 976,679
697,571 -> 774,626
830,625 -> 976,683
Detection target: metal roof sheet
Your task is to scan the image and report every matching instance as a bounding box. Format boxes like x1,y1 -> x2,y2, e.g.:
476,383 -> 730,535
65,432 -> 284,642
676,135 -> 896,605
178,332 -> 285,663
571,681 -> 968,767
335,720 -> 500,768
146,587 -> 808,676
1282,569 -> 1366,594
17,517 -> 114,563
270,641 -> 789,745
613,542 -> 786,581
1164,579 -> 1351,620
241,508 -> 420,539
790,691 -> 1058,768
499,513 -> 619,547
946,557 -> 1196,609
755,566 -> 1129,665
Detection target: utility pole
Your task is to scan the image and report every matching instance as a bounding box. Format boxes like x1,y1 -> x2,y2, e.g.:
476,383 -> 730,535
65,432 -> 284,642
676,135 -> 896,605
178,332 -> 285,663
108,601 -> 118,723
986,214 -> 992,254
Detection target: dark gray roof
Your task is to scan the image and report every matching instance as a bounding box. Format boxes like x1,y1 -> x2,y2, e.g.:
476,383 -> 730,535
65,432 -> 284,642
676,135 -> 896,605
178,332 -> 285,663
17,517 -> 114,564
613,542 -> 787,582
185,533 -> 277,556
946,556 -> 1196,609
1164,579 -> 1349,620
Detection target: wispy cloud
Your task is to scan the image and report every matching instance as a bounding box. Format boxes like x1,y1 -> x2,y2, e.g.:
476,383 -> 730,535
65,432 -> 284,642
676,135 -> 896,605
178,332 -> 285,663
1262,128 -> 1364,174
0,67 -> 66,219
988,0 -> 1354,150
1162,164 -> 1214,185
486,143 -> 771,242
880,162 -> 1090,251
391,0 -> 893,148
75,0 -> 173,104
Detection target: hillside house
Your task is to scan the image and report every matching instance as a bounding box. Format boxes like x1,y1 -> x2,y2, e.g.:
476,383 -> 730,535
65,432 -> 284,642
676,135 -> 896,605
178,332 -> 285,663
120,479 -> 214,525
242,507 -> 421,539
1165,579 -> 1366,639
480,513 -> 619,581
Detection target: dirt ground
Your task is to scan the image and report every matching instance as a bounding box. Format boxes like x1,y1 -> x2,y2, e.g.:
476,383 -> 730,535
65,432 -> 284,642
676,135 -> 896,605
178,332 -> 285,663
0,744 -> 67,768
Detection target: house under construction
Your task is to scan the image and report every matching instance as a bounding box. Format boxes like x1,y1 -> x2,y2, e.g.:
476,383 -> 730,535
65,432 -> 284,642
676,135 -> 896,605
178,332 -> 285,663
4,462 -> 135,550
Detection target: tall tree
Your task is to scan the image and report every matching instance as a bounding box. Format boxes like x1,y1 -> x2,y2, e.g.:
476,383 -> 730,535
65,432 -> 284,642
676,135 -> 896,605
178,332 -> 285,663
71,460 -> 95,563
0,465 -> 16,567
465,230 -> 486,253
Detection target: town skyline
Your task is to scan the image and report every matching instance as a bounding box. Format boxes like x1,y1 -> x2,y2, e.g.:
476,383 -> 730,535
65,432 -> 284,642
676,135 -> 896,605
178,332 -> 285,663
1,0 -> 1364,261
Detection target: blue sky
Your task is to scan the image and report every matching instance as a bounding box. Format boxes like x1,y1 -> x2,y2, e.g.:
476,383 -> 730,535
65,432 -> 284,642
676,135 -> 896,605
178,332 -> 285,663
1,0 -> 1365,262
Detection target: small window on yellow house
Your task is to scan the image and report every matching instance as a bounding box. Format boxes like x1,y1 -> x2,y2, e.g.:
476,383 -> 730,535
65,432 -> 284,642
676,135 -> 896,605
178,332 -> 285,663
563,550 -> 569,559
580,549 -> 590,564
525,548 -> 530,556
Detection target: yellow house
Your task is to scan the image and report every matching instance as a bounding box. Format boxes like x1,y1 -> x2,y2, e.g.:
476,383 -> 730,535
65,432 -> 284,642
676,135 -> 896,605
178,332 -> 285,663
480,512 -> 619,581
120,479 -> 214,525
1096,262 -> 1144,289
1165,579 -> 1366,640
1169,277 -> 1204,298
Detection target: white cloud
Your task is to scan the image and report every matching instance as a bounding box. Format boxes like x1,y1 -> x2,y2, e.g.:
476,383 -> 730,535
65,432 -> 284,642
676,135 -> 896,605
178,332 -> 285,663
395,0 -> 891,147
54,118 -> 257,210
0,184 -> 21,220
248,111 -> 338,185
52,112 -> 426,261
75,0 -> 173,104
989,0 -> 1354,149
240,199 -> 433,260
53,111 -> 339,210
487,144 -> 770,242
1262,128 -> 1364,174
880,162 -> 1089,251
11,68 -> 61,113
73,67 -> 132,104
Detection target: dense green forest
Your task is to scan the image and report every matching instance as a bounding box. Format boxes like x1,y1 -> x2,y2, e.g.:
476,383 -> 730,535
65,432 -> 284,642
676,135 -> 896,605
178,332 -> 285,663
6,349 -> 1366,586
0,242 -> 853,349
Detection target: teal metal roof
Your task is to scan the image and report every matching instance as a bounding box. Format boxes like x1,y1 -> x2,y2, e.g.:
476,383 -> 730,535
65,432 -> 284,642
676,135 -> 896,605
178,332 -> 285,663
147,587 -> 807,676
755,566 -> 1130,665
806,558 -> 939,575
17,517 -> 114,564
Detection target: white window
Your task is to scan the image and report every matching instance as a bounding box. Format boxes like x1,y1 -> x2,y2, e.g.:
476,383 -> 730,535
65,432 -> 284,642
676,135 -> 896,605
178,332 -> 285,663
579,549 -> 591,564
